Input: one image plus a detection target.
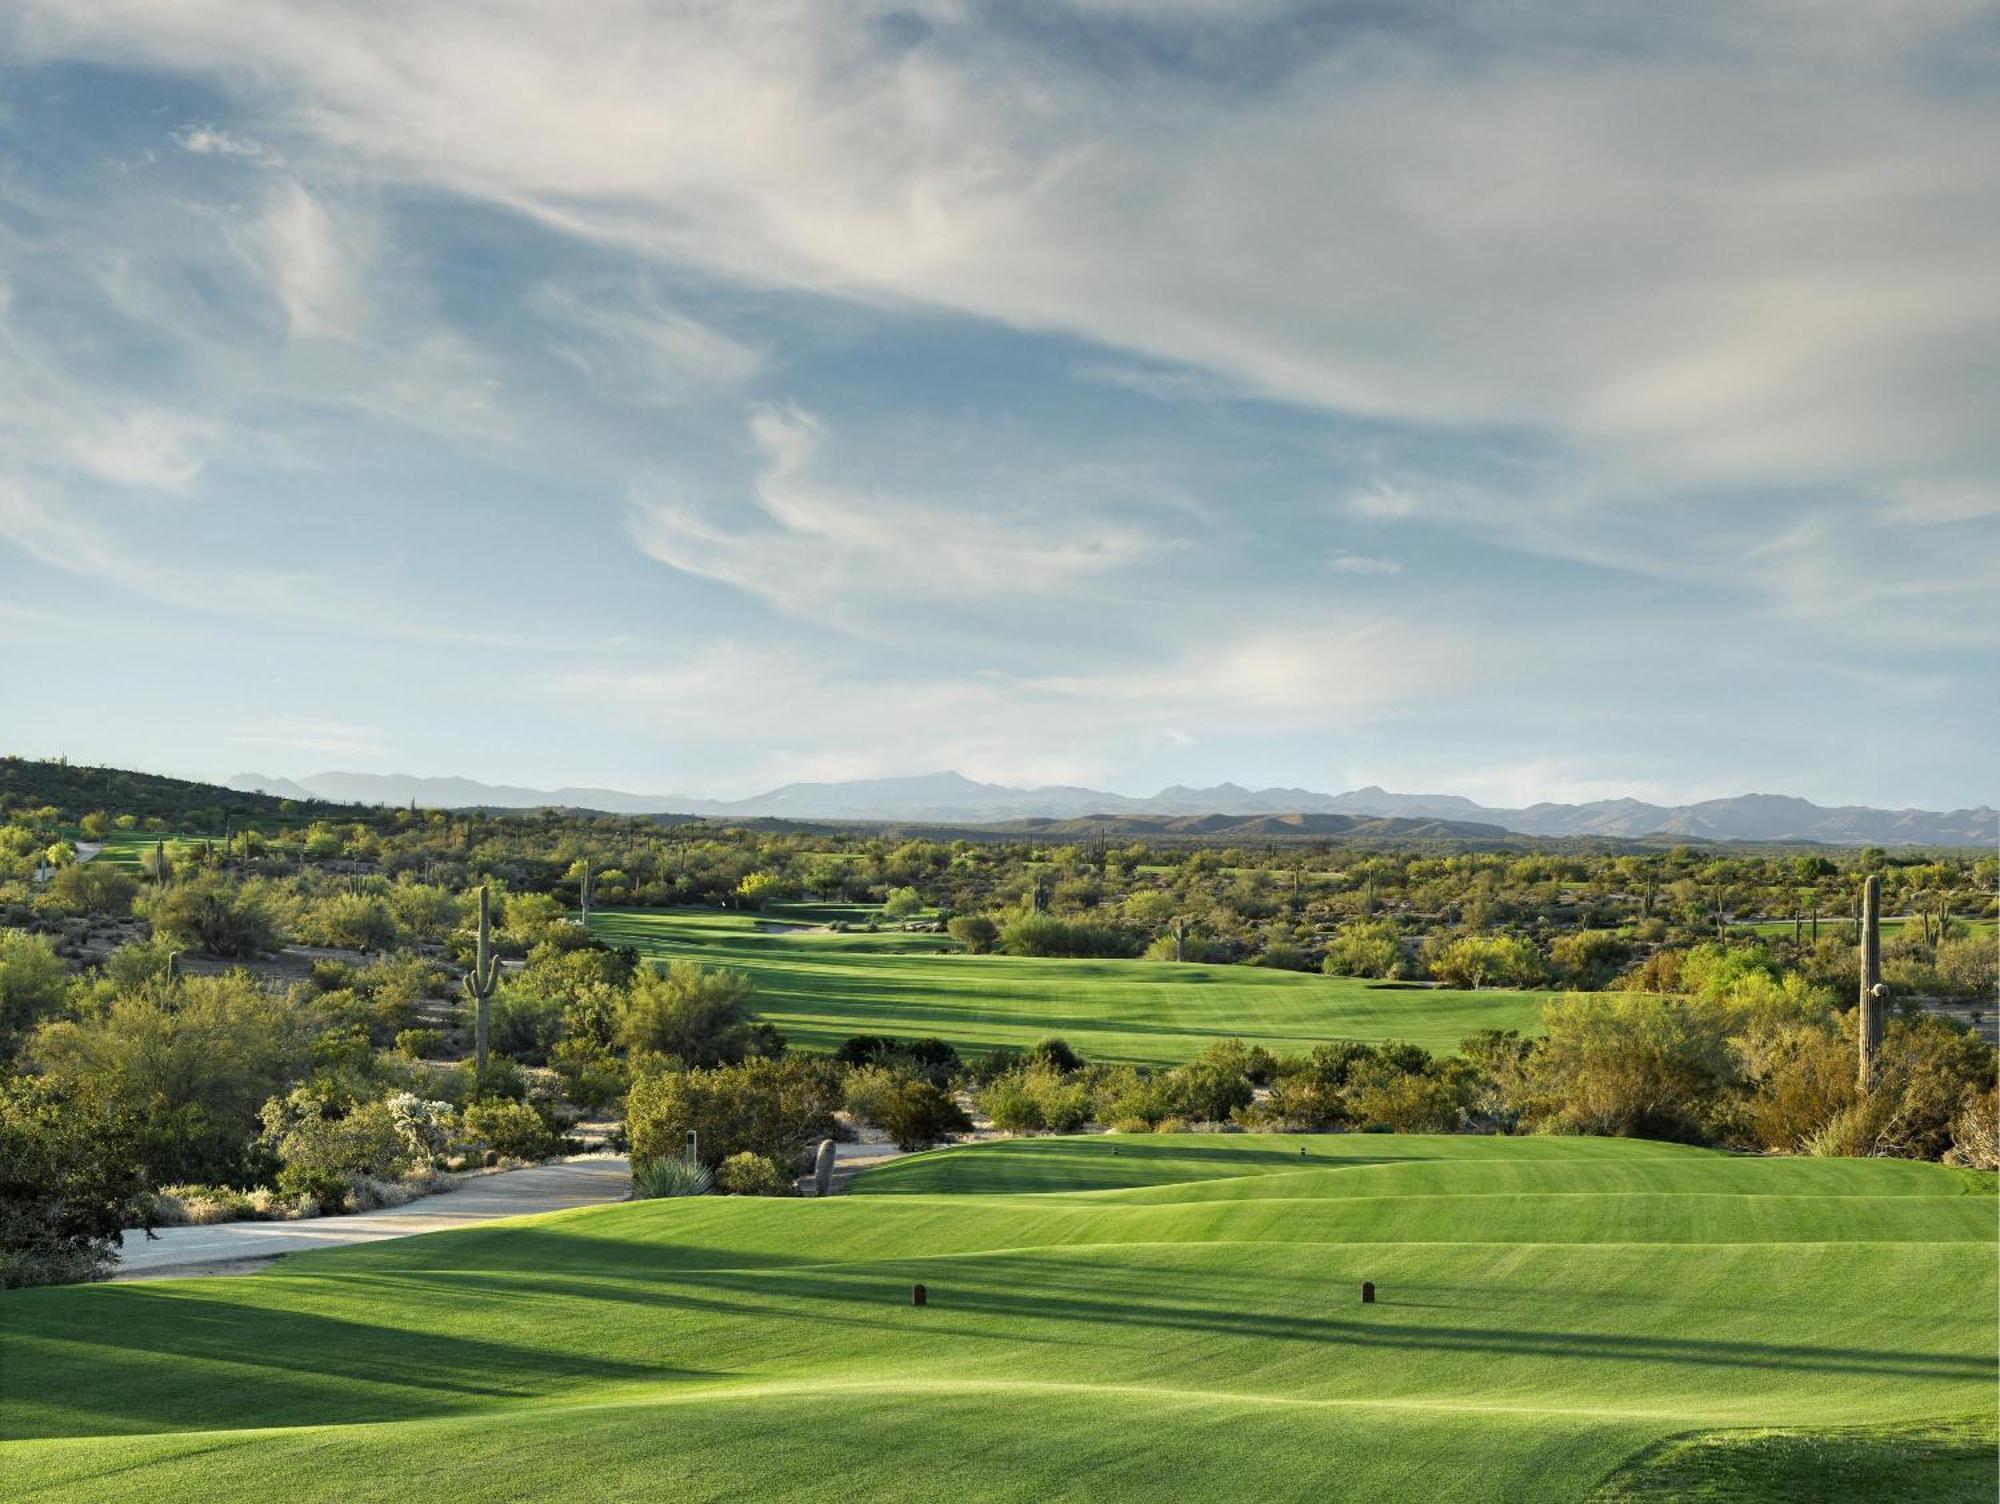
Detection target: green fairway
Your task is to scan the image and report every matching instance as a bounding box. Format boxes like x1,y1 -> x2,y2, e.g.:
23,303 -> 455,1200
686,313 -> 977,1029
85,830 -> 209,869
587,907 -> 1550,1062
2,1134 -> 1991,1502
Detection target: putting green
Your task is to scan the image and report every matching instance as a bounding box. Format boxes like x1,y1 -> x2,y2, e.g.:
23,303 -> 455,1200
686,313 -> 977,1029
587,907 -> 1550,1062
2,1134 -> 1991,1502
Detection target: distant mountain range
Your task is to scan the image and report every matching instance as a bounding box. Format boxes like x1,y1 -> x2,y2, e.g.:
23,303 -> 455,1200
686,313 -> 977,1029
224,768 -> 1996,846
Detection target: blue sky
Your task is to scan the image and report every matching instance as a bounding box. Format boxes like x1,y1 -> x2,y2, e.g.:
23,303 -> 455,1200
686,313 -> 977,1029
1,3 -> 1994,808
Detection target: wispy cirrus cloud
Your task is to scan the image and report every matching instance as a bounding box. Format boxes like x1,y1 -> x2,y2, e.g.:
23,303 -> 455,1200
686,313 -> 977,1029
630,404 -> 1164,631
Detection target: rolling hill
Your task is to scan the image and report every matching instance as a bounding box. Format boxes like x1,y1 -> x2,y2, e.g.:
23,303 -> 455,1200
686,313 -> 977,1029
3,1133 -> 1990,1502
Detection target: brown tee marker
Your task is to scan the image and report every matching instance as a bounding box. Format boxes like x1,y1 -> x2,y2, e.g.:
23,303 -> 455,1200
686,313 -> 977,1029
912,1283 -> 928,1307
1361,1281 -> 1376,1304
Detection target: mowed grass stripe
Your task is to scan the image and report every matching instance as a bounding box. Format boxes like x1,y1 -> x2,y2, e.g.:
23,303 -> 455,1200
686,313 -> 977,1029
3,1135 -> 1990,1503
589,907 -> 1549,1062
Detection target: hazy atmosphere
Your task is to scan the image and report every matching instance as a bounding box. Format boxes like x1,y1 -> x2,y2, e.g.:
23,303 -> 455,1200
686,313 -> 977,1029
3,3 -> 1995,808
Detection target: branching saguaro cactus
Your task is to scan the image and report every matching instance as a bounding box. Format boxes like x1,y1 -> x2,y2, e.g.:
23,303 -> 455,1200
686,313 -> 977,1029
464,884 -> 500,1077
1858,874 -> 1886,1088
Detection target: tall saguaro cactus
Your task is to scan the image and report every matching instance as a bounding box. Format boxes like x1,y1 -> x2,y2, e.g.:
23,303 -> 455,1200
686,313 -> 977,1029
1858,874 -> 1886,1087
465,884 -> 500,1076
580,864 -> 594,925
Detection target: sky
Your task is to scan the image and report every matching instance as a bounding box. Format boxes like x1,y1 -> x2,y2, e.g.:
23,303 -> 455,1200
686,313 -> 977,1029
0,2 -> 1995,810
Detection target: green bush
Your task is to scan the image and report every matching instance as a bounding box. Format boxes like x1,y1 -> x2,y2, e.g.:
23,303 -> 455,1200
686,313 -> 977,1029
395,1027 -> 445,1059
619,960 -> 760,1067
716,1151 -> 793,1196
462,1099 -> 561,1161
625,1057 -> 840,1169
872,1079 -> 972,1151
1,1077 -> 152,1288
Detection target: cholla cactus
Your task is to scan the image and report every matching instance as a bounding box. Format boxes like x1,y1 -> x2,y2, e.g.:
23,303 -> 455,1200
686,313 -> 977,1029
464,884 -> 500,1075
387,1092 -> 457,1167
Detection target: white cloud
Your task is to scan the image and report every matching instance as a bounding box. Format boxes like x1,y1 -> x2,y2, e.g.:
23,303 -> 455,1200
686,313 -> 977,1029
631,404 -> 1162,629
237,179 -> 368,340
174,124 -> 282,166
543,612 -> 1476,794
16,2 -> 1991,495
535,280 -> 763,402
225,717 -> 386,756
1328,553 -> 1401,576
1346,486 -> 1420,521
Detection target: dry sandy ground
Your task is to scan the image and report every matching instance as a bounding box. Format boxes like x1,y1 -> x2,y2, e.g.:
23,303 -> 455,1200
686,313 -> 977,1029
111,1155 -> 632,1280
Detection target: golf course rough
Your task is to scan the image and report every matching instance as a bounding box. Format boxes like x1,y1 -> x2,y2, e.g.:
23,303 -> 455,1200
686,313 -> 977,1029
3,1133 -> 1992,1502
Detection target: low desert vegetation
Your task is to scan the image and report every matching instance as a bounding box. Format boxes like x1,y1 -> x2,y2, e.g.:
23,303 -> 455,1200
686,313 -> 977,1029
0,759 -> 1993,1289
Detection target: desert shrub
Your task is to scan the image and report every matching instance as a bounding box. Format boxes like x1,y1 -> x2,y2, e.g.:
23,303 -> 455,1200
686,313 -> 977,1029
100,939 -> 174,993
999,911 -> 1134,959
1428,933 -> 1546,990
717,1151 -> 793,1196
262,1091 -> 417,1207
871,1079 -> 972,1151
48,861 -> 139,919
550,1036 -> 629,1111
0,929 -> 68,1044
1320,919 -> 1401,978
632,1156 -> 713,1198
1254,941 -> 1312,972
880,886 -> 923,920
30,971 -> 305,1186
303,893 -> 401,952
1109,1117 -> 1153,1135
142,874 -> 280,957
1944,1086 -> 2000,1170
619,960 -> 761,1067
1153,1116 -> 1191,1134
1345,1057 -> 1479,1133
1165,1057 -> 1254,1123
979,1072 -> 1045,1133
947,914 -> 999,953
1549,930 -> 1632,990
626,1057 -> 841,1169
458,1055 -> 529,1103
152,1183 -> 261,1226
1027,1037 -> 1084,1074
1,1077 -> 152,1288
1518,993 -> 1737,1143
842,1064 -> 910,1127
462,1099 -> 562,1162
395,1027 -> 445,1059
489,988 -> 566,1065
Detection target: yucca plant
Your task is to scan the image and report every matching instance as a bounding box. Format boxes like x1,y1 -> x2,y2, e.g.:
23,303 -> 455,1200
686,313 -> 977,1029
632,1157 -> 714,1199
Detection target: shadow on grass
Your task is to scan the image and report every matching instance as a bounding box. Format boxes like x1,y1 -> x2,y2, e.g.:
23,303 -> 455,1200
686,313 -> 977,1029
2,1283 -> 703,1436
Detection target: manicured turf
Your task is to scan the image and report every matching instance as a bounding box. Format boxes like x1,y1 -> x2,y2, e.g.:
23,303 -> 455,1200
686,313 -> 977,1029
85,830 -> 210,869
2,1134 -> 1991,1502
587,907 -> 1551,1062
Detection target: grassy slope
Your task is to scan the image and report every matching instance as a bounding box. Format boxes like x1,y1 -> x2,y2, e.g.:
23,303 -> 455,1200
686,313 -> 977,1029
588,907 -> 1550,1062
2,1134 -> 1991,1503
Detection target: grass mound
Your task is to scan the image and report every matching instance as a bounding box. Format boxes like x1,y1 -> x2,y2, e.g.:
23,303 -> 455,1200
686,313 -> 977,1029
588,907 -> 1549,1062
2,1134 -> 1991,1502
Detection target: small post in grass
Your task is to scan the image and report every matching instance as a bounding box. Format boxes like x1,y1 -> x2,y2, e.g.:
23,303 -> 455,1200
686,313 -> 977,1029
1360,1281 -> 1376,1305
912,1283 -> 928,1307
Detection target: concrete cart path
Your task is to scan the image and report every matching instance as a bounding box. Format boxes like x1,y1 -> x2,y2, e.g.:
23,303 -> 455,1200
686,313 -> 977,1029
112,1155 -> 631,1279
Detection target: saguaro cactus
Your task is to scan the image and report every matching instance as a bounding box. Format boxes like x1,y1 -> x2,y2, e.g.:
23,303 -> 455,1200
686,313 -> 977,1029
1858,874 -> 1886,1087
464,884 -> 500,1076
153,839 -> 167,889
813,1137 -> 837,1198
580,864 -> 594,925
